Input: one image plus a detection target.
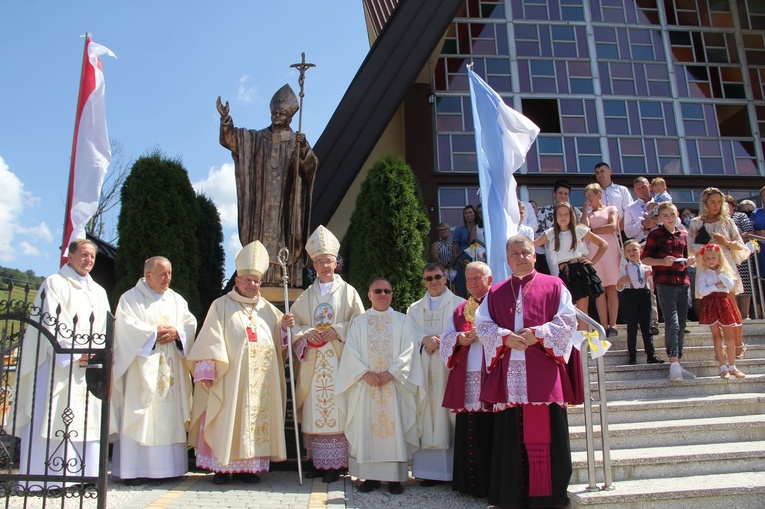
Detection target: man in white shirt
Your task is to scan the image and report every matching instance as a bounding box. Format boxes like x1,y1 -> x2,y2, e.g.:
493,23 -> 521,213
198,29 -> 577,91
594,162 -> 633,230
624,177 -> 659,243
623,177 -> 661,335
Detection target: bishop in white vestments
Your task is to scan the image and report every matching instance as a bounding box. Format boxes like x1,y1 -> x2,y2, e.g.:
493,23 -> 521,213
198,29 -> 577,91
112,256 -> 197,483
11,240 -> 111,489
406,263 -> 464,486
187,241 -> 288,485
336,278 -> 425,495
286,226 -> 364,484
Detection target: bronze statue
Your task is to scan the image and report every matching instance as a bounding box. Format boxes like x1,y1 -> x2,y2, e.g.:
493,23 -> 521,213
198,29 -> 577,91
217,84 -> 318,287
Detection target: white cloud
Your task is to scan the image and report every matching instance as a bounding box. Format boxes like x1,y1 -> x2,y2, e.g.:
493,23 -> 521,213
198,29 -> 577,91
237,75 -> 257,104
19,242 -> 40,256
192,163 -> 238,228
226,231 -> 242,253
16,222 -> 53,243
0,156 -> 51,263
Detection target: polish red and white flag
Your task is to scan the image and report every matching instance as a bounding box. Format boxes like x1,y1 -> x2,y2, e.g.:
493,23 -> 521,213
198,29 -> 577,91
60,35 -> 116,266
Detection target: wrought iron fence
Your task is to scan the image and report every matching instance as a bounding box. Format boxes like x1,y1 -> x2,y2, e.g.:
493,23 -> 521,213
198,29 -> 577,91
0,278 -> 114,508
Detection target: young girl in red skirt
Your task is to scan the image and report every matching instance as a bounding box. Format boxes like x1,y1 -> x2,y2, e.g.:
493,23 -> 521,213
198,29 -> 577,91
696,244 -> 744,380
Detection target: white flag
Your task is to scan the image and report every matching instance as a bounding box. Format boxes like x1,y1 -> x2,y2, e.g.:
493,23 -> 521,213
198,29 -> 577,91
468,69 -> 539,281
61,37 -> 116,265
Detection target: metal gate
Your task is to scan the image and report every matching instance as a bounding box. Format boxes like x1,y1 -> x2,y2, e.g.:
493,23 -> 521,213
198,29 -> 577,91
0,279 -> 113,508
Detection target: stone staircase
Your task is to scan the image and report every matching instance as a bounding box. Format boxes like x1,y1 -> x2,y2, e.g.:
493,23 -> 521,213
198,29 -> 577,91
567,320 -> 765,508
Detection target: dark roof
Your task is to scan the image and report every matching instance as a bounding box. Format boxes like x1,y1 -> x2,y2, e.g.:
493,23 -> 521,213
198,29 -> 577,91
310,0 -> 464,229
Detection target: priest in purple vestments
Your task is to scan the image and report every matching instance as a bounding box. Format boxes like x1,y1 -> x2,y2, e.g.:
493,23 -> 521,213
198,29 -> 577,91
440,261 -> 494,498
476,235 -> 584,508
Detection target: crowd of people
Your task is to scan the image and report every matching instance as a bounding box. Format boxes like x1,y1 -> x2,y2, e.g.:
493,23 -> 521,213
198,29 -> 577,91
436,162 -> 762,380
11,224 -> 582,507
10,168 -> 764,506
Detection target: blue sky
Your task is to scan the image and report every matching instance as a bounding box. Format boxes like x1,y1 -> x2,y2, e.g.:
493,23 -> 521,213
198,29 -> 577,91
0,1 -> 369,280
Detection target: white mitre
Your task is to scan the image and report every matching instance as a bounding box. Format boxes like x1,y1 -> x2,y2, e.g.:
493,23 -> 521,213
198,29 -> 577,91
305,225 -> 340,260
235,241 -> 270,277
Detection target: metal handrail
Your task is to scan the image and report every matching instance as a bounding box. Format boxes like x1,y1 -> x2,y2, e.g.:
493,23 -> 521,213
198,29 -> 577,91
575,310 -> 614,491
745,234 -> 765,320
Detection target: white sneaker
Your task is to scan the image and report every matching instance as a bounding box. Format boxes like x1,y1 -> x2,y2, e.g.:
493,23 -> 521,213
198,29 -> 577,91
680,366 -> 696,379
668,362 -> 682,382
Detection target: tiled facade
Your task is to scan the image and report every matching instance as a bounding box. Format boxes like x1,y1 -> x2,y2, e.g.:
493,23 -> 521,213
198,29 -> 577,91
428,0 -> 765,224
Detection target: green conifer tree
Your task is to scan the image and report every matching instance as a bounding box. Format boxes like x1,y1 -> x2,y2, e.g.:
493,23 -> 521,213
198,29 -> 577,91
114,150 -> 202,319
196,193 -> 225,316
347,155 -> 429,310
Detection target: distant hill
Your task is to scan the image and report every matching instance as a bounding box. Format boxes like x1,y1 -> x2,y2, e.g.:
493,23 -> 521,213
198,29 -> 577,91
0,266 -> 44,290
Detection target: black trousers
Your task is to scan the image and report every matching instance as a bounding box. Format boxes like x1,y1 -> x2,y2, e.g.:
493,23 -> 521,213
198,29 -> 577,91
535,253 -> 551,275
622,288 -> 656,358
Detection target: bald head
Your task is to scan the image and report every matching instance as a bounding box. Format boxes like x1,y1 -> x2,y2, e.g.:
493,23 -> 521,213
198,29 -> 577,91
144,256 -> 172,293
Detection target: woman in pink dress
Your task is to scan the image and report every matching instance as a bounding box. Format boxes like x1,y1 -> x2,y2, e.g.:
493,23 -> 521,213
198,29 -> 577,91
581,183 -> 622,337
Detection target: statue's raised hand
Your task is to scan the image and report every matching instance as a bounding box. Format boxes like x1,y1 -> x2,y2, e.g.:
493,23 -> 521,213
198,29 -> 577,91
216,96 -> 230,118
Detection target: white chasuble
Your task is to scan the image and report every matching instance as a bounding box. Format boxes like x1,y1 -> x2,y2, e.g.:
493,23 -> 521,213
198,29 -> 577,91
336,309 -> 425,472
290,275 -> 364,435
113,280 -> 197,447
187,291 -> 287,466
11,264 -> 111,486
406,289 -> 464,450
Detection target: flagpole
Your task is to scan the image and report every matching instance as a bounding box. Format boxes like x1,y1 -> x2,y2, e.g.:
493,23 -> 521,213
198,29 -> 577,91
60,32 -> 91,266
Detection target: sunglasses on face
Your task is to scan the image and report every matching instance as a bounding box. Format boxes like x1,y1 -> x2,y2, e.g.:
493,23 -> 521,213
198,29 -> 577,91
423,274 -> 444,282
372,289 -> 393,295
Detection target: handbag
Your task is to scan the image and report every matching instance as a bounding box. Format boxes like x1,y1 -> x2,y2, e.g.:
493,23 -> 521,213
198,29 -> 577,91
694,224 -> 711,245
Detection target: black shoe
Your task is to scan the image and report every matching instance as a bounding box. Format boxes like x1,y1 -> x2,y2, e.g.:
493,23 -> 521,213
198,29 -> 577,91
650,325 -> 660,336
419,479 -> 442,487
647,355 -> 665,364
232,472 -> 260,483
606,327 -> 618,338
358,479 -> 381,492
305,469 -> 325,478
322,470 -> 340,483
388,481 -> 404,494
212,472 -> 230,485
628,357 -> 637,365
122,478 -> 143,486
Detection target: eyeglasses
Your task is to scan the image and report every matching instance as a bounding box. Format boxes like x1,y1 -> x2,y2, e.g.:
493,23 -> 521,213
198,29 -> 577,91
372,289 -> 393,295
423,274 -> 444,282
314,260 -> 335,267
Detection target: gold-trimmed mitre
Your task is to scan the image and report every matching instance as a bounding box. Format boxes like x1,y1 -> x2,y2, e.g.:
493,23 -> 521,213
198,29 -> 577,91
270,84 -> 299,118
305,225 -> 340,260
235,241 -> 270,277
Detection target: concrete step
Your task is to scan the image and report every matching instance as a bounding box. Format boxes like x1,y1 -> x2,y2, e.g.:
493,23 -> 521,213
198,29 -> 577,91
587,358 -> 765,381
591,373 -> 765,400
602,330 -> 765,349
569,413 -> 765,452
568,393 -> 765,426
568,471 -> 765,508
598,344 -> 765,365
571,440 -> 765,484
605,318 -> 765,336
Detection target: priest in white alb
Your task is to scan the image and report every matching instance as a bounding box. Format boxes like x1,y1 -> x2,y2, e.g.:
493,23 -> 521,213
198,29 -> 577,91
336,278 -> 425,495
187,241 -> 288,485
406,263 -> 464,486
10,239 -> 111,489
285,225 -> 364,484
112,256 -> 197,484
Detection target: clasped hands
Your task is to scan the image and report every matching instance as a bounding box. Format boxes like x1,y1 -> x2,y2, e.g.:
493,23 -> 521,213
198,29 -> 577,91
156,325 -> 179,345
303,327 -> 338,346
503,328 -> 537,350
457,328 -> 478,347
422,335 -> 440,354
363,371 -> 394,388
